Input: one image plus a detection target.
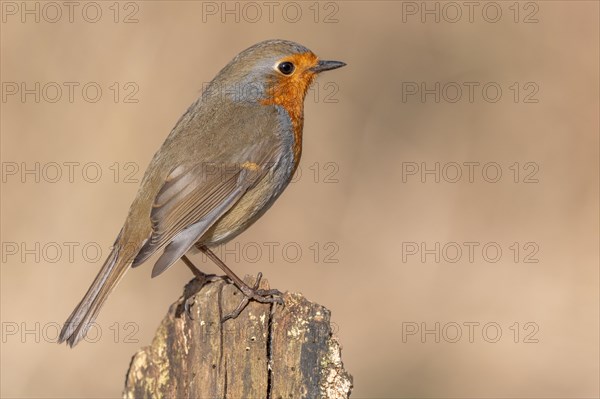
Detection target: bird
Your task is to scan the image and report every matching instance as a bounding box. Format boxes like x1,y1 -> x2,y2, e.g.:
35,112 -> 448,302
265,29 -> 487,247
58,39 -> 346,347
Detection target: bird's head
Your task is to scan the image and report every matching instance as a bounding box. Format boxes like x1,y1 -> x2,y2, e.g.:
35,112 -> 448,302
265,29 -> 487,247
209,39 -> 346,113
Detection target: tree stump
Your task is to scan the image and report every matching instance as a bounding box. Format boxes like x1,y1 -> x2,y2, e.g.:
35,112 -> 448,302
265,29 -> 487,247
123,276 -> 353,398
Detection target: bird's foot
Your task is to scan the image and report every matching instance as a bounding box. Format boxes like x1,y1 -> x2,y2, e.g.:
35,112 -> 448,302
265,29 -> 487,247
222,272 -> 284,322
178,271 -> 226,318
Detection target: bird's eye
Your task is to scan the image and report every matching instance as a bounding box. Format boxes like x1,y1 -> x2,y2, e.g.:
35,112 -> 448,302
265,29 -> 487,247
277,62 -> 295,75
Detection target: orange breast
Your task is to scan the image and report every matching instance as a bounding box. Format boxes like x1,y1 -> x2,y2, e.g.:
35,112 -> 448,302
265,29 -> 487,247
261,52 -> 318,172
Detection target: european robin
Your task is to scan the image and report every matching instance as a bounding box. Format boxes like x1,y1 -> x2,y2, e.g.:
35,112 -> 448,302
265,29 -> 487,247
59,39 -> 346,347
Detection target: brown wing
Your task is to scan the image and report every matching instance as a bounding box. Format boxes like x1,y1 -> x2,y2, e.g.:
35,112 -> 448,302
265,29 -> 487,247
132,143 -> 279,276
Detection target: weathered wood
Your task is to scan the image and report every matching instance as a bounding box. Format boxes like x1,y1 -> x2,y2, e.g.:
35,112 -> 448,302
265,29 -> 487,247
123,276 -> 353,398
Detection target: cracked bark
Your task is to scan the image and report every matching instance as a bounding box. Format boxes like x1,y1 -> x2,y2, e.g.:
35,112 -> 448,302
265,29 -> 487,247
123,276 -> 353,399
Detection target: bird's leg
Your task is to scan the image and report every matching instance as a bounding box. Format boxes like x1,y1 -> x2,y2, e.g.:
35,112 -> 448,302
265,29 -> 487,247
197,245 -> 282,300
196,244 -> 283,321
181,254 -> 218,280
178,254 -> 225,318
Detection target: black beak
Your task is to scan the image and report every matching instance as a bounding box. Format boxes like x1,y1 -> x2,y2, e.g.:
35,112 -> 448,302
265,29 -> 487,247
311,60 -> 346,73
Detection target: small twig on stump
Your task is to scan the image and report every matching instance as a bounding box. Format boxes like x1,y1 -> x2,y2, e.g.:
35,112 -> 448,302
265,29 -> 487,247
123,275 -> 353,398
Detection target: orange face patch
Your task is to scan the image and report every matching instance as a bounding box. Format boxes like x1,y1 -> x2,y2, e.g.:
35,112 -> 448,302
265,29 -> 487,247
261,52 -> 319,168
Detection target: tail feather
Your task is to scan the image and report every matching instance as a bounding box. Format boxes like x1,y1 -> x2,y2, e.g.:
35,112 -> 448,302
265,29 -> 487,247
58,244 -> 132,347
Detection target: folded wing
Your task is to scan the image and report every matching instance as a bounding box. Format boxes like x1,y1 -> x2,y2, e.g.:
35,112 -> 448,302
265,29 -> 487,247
133,143 -> 280,276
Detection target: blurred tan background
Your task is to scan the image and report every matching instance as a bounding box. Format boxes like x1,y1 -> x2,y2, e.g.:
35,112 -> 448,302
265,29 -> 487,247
1,1 -> 598,398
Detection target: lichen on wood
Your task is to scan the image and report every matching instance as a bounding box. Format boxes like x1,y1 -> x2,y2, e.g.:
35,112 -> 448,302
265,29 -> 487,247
123,276 -> 352,398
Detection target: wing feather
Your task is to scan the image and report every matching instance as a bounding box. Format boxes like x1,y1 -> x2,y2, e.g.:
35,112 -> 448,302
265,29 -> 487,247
132,143 -> 279,271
